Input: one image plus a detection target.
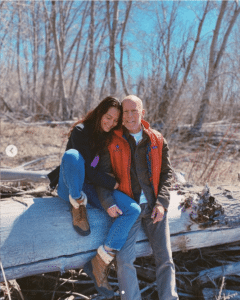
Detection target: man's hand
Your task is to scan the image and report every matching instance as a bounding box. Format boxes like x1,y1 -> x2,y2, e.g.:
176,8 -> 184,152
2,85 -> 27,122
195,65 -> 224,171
151,205 -> 165,224
107,205 -> 123,218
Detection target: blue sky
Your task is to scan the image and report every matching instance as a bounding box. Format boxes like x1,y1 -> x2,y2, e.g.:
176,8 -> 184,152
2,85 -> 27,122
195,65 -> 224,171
119,1 -> 217,82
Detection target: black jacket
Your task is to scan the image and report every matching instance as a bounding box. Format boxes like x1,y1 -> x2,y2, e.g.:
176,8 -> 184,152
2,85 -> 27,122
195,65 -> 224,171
48,123 -> 116,190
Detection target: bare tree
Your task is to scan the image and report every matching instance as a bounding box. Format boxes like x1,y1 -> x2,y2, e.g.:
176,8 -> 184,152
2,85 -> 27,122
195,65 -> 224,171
106,0 -> 119,95
67,2 -> 89,113
119,0 -> 132,96
149,1 -> 184,124
172,1 -> 210,108
86,0 -> 95,113
1,0 -> 239,125
16,1 -> 24,106
50,0 -> 69,120
192,0 -> 240,133
39,15 -> 51,110
31,1 -> 41,113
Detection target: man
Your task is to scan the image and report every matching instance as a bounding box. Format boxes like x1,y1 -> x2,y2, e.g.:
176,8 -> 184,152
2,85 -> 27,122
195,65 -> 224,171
95,95 -> 178,299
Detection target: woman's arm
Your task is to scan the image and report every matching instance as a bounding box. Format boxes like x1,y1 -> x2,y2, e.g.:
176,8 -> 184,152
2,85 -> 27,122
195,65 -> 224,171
67,125 -> 117,190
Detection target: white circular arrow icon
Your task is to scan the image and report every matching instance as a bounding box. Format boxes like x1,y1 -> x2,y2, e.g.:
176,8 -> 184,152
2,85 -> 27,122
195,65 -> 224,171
6,145 -> 18,157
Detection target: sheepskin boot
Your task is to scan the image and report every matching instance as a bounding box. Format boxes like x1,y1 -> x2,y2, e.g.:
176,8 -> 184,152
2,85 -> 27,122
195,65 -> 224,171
70,195 -> 90,236
84,245 -> 115,299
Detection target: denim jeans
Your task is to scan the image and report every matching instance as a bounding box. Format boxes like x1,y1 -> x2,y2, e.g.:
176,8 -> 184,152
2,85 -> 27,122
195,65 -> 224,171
57,149 -> 141,251
116,204 -> 179,300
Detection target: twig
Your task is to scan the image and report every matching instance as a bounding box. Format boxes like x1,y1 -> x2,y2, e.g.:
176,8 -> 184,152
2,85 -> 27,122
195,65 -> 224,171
140,281 -> 156,294
217,276 -> 225,300
18,155 -> 58,169
38,274 -> 94,285
0,185 -> 24,193
8,280 -> 24,300
0,261 -> 12,300
21,290 -> 90,299
11,197 -> 28,207
51,272 -> 60,300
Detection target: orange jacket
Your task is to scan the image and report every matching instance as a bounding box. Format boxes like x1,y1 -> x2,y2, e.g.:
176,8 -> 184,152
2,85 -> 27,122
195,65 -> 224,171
108,120 -> 164,199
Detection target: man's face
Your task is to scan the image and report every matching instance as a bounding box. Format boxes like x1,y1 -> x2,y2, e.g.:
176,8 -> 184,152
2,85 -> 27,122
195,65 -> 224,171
122,99 -> 145,134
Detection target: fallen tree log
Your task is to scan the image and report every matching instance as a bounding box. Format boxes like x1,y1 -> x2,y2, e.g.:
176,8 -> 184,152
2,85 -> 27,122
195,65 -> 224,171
0,169 -> 49,183
202,288 -> 240,300
1,114 -> 75,127
197,261 -> 240,284
0,188 -> 240,282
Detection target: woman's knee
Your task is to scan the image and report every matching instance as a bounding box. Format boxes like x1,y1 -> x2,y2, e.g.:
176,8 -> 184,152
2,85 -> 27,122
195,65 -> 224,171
62,149 -> 84,165
112,190 -> 141,216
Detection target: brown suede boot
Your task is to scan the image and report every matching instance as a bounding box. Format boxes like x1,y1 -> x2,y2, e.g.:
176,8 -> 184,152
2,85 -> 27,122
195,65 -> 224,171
71,199 -> 90,236
84,245 -> 115,299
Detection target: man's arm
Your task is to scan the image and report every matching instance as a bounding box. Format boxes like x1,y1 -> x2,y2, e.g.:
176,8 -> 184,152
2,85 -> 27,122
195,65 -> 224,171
155,138 -> 173,210
95,148 -> 117,211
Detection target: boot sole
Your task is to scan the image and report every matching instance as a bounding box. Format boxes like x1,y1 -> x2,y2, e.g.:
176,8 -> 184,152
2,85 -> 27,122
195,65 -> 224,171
83,261 -> 114,299
73,225 -> 91,236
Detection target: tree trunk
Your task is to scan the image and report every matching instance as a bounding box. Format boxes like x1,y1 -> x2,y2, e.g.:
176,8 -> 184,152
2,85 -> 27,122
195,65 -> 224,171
106,0 -> 119,96
51,1 -> 69,120
198,262 -> 240,284
40,20 -> 51,110
1,188 -> 240,282
71,38 -> 88,110
0,168 -> 49,182
172,0 -> 210,107
17,2 -> 24,106
99,59 -> 109,100
119,1 -> 132,96
85,0 -> 95,114
156,1 -> 179,124
32,2 -> 38,113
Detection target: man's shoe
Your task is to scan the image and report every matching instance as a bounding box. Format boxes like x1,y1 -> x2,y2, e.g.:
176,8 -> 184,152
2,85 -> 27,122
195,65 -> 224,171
71,200 -> 90,236
84,245 -> 115,299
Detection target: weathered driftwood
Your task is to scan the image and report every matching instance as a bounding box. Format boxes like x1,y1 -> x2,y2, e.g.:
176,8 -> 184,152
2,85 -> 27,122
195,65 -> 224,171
202,288 -> 240,300
197,261 -> 240,284
1,187 -> 240,282
1,186 -> 51,198
1,113 -> 75,126
0,168 -> 49,183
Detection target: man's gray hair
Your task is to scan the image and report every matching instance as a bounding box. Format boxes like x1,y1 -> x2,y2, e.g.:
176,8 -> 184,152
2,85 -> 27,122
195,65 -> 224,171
122,95 -> 143,108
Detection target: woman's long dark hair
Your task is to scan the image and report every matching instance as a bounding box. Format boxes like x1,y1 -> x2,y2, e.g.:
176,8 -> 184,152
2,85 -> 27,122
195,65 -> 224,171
68,96 -> 122,153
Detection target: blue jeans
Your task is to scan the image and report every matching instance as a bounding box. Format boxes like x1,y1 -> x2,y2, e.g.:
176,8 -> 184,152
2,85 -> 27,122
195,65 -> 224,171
57,149 -> 141,251
116,204 -> 179,300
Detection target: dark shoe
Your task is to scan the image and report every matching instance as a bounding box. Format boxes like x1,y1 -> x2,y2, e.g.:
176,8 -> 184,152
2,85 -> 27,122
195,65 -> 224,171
71,203 -> 90,236
83,247 -> 115,299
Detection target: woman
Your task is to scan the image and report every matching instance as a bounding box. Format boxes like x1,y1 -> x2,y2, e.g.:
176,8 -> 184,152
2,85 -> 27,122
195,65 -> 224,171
48,97 -> 141,298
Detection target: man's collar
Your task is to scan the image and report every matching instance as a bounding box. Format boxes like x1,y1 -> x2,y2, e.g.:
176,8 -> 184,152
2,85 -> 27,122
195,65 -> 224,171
122,126 -> 130,138
123,125 -> 148,140
114,120 -> 150,138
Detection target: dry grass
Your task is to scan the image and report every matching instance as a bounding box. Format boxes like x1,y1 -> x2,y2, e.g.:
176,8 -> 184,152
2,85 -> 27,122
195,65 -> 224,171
1,119 -> 240,188
0,120 -> 69,171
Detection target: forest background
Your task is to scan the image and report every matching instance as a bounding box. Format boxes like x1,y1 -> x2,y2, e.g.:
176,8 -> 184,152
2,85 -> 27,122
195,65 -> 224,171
1,0 -> 240,187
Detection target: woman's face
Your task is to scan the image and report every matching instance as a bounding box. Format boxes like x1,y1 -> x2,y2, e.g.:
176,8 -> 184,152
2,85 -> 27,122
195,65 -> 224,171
100,107 -> 120,132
